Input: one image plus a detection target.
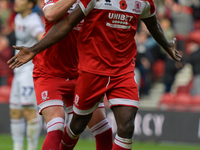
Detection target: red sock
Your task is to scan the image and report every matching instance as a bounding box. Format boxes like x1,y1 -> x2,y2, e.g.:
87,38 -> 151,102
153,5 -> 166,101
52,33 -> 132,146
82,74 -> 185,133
112,134 -> 133,150
59,125 -> 79,150
42,117 -> 64,150
90,119 -> 113,150
95,128 -> 113,150
42,130 -> 63,150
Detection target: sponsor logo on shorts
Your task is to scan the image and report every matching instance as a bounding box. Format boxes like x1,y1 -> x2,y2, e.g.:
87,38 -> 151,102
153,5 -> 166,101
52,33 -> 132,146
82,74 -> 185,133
41,91 -> 49,101
74,94 -> 79,106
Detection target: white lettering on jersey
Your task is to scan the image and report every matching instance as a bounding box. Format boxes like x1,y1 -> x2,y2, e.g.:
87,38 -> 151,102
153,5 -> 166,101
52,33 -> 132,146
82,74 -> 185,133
108,13 -> 133,21
107,13 -> 133,29
106,22 -> 130,29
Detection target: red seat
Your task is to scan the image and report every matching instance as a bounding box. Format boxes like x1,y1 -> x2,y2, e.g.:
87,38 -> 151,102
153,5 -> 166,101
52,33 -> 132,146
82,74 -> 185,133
176,79 -> 193,94
0,85 -> 11,103
158,93 -> 175,111
173,93 -> 192,111
190,95 -> 200,112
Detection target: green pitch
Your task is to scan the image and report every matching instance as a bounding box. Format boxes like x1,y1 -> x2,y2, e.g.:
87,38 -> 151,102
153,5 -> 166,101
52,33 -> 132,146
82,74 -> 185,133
0,134 -> 200,150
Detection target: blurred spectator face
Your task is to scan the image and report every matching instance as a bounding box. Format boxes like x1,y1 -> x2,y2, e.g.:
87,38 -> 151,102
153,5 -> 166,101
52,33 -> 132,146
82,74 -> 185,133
0,35 -> 9,51
172,2 -> 182,13
0,0 -> 9,10
14,0 -> 33,13
160,19 -> 171,31
164,0 -> 174,6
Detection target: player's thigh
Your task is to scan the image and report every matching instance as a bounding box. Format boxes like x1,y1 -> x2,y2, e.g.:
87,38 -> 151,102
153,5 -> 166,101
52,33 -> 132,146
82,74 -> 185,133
22,108 -> 38,121
87,105 -> 106,128
107,72 -> 139,137
111,106 -> 138,138
73,72 -> 109,115
42,106 -> 65,123
73,71 -> 108,115
107,72 -> 139,108
34,76 -> 65,115
70,112 -> 93,135
10,108 -> 23,119
9,75 -> 22,110
19,72 -> 37,107
62,78 -> 77,115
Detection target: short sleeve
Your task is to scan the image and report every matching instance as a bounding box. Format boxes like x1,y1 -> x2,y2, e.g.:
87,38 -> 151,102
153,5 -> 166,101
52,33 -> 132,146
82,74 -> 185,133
30,15 -> 45,38
43,0 -> 57,11
139,0 -> 156,19
79,0 -> 96,16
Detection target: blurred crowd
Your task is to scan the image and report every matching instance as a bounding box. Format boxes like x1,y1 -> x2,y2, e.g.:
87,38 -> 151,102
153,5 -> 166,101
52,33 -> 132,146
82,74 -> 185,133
0,0 -> 200,103
135,0 -> 200,98
0,0 -> 44,86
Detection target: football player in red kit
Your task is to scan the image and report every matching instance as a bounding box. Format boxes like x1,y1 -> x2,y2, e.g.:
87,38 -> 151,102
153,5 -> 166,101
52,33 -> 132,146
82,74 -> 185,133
8,0 -> 182,149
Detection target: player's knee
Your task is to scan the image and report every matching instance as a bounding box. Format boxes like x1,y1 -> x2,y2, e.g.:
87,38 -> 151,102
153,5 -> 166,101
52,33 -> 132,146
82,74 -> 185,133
70,114 -> 92,135
117,121 -> 135,138
23,108 -> 37,121
70,122 -> 87,135
10,109 -> 23,119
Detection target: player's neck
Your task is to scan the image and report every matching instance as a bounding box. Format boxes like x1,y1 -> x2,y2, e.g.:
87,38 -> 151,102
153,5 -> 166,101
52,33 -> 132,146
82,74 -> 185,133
21,10 -> 32,18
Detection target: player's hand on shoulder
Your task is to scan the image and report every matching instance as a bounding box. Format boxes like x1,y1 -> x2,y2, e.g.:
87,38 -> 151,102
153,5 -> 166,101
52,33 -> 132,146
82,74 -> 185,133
167,38 -> 182,61
7,46 -> 36,69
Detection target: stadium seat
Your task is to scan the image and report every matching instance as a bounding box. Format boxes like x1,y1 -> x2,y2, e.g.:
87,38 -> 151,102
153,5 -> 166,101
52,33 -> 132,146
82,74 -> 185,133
0,85 -> 11,103
173,93 -> 192,112
176,86 -> 189,94
190,95 -> 200,112
176,78 -> 193,94
158,93 -> 175,111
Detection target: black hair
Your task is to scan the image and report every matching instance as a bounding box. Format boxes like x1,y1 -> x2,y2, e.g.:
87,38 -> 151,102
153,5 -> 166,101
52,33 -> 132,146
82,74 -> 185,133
28,0 -> 37,7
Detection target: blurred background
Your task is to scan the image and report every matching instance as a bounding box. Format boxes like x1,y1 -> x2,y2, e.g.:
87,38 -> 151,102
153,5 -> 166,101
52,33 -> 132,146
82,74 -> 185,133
1,0 -> 200,148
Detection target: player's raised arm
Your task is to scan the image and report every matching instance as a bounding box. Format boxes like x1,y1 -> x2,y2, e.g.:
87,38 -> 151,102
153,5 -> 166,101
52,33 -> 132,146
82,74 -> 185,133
141,15 -> 182,61
44,0 -> 76,22
31,6 -> 85,53
7,6 -> 85,69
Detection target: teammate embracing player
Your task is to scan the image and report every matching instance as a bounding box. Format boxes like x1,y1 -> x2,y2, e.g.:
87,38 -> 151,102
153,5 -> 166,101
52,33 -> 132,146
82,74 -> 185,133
8,0 -> 182,149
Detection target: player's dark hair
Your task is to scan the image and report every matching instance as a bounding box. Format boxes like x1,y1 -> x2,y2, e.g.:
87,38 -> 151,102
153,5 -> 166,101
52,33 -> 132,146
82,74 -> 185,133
28,0 -> 37,7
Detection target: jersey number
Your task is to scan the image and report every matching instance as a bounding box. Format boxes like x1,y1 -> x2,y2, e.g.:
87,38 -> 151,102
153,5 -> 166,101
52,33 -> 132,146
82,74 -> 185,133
22,87 -> 34,97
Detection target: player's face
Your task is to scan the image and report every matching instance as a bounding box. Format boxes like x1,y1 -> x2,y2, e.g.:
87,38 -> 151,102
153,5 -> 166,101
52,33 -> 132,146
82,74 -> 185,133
14,0 -> 31,13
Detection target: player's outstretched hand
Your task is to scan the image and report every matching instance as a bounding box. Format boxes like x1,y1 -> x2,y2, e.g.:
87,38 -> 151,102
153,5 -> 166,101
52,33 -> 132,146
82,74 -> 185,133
167,38 -> 182,61
7,46 -> 36,69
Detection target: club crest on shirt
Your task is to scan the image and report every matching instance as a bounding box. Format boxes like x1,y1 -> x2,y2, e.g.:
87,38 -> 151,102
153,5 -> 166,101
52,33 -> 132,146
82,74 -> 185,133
74,94 -> 79,106
133,1 -> 142,13
41,91 -> 49,101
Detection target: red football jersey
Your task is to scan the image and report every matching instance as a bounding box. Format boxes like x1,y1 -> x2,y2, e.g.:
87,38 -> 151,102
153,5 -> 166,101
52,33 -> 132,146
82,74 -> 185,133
77,0 -> 156,76
33,0 -> 79,78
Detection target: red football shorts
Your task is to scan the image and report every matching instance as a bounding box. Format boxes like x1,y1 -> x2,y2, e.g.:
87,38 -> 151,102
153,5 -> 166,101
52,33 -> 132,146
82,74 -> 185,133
73,71 -> 139,115
33,76 -> 76,114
